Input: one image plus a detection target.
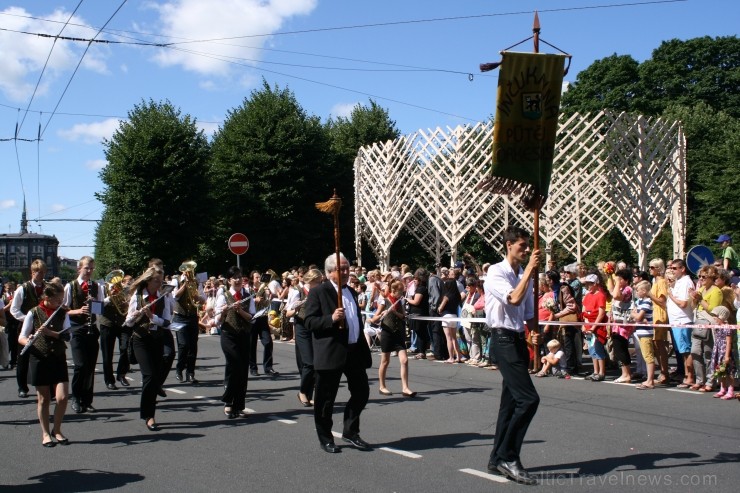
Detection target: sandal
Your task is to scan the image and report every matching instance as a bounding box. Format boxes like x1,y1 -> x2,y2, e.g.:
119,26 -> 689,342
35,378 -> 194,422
414,354 -> 427,360
614,377 -> 631,384
635,383 -> 654,390
535,371 -> 548,377
676,383 -> 691,389
51,428 -> 69,445
698,385 -> 712,393
721,392 -> 736,400
379,388 -> 393,396
528,369 -> 536,374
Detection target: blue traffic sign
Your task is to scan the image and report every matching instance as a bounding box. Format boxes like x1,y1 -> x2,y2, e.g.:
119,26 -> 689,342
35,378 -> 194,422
686,245 -> 714,275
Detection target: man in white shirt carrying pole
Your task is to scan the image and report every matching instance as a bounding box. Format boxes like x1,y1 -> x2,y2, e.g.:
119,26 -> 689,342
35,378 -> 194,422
483,226 -> 541,486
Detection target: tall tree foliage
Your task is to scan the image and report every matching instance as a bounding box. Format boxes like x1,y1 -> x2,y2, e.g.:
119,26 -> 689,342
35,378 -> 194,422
210,81 -> 330,271
561,36 -> 739,259
96,100 -> 211,275
325,100 -> 401,265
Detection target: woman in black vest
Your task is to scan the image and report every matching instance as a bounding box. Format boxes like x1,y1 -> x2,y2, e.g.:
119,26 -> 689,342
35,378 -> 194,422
215,266 -> 254,419
18,281 -> 72,447
125,267 -> 171,431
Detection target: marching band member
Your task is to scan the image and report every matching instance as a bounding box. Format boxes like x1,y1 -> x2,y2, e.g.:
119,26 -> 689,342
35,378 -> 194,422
18,280 -> 72,447
100,270 -> 131,389
215,266 -> 254,419
10,259 -> 47,398
148,258 -> 175,397
125,266 -> 171,431
248,271 -> 279,377
64,256 -> 103,413
173,261 -> 205,384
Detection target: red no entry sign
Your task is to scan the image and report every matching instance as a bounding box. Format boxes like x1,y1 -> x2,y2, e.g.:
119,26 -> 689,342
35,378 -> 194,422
228,233 -> 249,255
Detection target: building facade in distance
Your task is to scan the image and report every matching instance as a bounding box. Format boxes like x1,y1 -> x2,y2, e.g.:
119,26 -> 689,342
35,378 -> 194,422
0,204 -> 59,279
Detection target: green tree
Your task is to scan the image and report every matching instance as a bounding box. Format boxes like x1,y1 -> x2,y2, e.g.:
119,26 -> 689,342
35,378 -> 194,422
210,81 -> 330,271
635,36 -> 740,117
95,100 -> 212,275
560,54 -> 640,114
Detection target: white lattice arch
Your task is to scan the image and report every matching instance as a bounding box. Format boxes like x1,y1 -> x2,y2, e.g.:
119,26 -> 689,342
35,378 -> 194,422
354,111 -> 686,271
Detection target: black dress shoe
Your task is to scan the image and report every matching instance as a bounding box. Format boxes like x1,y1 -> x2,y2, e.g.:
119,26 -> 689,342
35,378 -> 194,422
146,420 -> 159,431
157,388 -> 167,398
106,383 -> 117,390
320,441 -> 340,453
175,371 -> 183,381
85,404 -> 97,413
187,374 -> 199,384
341,434 -> 372,450
71,401 -> 84,413
18,390 -> 29,398
496,460 -> 537,485
250,369 -> 259,377
265,369 -> 280,377
117,376 -> 130,387
487,459 -> 502,474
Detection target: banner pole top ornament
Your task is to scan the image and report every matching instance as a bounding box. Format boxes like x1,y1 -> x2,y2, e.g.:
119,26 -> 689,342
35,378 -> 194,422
315,189 -> 345,329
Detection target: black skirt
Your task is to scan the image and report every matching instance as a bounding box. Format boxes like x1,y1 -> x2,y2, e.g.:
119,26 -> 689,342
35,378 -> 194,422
29,353 -> 69,387
380,329 -> 406,353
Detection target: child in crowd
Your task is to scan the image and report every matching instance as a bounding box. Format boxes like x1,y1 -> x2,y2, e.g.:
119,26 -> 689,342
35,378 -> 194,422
536,340 -> 566,377
631,281 -> 656,389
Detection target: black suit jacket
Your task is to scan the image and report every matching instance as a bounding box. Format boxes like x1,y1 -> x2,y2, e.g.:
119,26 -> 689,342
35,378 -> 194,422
304,280 -> 372,371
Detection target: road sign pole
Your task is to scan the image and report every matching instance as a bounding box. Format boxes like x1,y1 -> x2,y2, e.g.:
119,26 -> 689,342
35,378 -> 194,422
237,254 -> 240,269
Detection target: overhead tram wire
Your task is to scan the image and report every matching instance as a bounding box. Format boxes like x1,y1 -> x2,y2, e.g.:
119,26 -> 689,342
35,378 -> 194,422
166,44 -> 479,123
16,0 -> 84,136
0,0 -> 687,73
39,0 -> 129,138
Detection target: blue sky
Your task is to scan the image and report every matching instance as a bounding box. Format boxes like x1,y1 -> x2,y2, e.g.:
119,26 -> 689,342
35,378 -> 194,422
0,0 -> 737,261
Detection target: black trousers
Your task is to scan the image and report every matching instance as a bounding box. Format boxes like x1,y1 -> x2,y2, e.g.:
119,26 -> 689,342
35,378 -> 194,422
561,325 -> 578,374
430,315 -> 448,360
489,328 -> 540,464
100,324 -> 131,384
313,345 -> 369,444
6,319 -> 19,367
293,322 -> 315,399
220,329 -> 250,412
71,330 -> 100,406
249,317 -> 274,372
175,315 -> 199,375
16,346 -> 30,393
160,329 -> 175,387
132,331 -> 164,420
410,317 -> 429,354
611,333 -> 631,368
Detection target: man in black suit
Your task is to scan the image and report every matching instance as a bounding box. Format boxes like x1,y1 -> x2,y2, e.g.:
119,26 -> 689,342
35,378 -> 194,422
304,253 -> 372,454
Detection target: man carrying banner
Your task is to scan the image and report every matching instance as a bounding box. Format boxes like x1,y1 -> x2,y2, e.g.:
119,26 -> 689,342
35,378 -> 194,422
484,226 -> 540,485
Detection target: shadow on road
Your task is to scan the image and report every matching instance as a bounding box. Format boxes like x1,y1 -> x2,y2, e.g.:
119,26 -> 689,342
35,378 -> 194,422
6,469 -> 145,492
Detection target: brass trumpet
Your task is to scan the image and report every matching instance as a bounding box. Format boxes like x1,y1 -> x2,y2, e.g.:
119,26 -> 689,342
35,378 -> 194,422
105,269 -> 129,316
178,260 -> 201,314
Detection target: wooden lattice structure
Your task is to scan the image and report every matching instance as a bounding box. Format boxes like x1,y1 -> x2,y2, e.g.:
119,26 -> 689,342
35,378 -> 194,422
354,110 -> 686,270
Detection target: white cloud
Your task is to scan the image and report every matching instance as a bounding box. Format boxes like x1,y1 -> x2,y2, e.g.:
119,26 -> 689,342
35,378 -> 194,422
0,199 -> 17,210
330,102 -> 358,119
86,159 -> 107,170
58,118 -> 122,144
150,0 -> 318,76
197,121 -> 220,137
0,7 -> 109,102
50,204 -> 66,213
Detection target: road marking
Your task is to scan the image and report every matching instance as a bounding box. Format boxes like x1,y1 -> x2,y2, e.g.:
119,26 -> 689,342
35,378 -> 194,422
331,431 -> 342,438
194,396 -> 222,404
164,387 -> 187,394
243,408 -> 256,413
378,447 -> 422,459
666,388 -> 703,395
459,468 -> 509,483
273,418 -> 297,424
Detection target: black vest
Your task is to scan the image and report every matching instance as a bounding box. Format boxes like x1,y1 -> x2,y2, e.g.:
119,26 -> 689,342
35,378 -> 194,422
20,282 -> 41,315
221,289 -> 251,334
132,292 -> 166,337
30,306 -> 67,360
68,280 -> 99,327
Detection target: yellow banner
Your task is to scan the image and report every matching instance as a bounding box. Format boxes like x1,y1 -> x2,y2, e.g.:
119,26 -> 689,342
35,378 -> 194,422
489,52 -> 566,206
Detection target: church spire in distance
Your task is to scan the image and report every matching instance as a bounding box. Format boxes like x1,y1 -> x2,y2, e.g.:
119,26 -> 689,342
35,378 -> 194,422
20,197 -> 28,234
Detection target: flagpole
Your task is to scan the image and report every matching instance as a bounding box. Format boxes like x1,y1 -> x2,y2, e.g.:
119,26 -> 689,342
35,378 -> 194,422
532,12 -> 541,330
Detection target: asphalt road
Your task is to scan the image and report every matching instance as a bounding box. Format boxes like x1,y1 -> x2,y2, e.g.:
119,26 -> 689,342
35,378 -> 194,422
1,334 -> 738,492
